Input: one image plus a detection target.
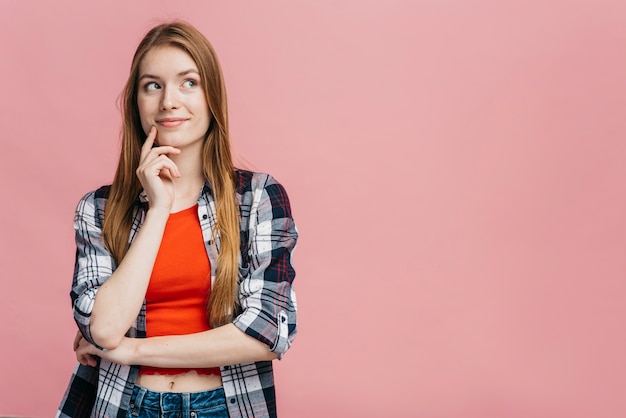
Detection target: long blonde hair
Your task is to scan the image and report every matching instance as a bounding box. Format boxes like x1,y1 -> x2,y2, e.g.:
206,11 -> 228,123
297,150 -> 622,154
103,22 -> 239,326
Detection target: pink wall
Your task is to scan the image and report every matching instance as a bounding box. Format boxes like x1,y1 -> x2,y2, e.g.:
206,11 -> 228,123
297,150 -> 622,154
1,1 -> 625,417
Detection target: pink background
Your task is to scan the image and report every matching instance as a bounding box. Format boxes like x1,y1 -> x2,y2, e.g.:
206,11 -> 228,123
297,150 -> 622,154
1,1 -> 625,417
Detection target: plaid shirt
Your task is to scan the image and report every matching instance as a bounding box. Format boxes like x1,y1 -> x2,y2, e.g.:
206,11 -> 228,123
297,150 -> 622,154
56,170 -> 298,418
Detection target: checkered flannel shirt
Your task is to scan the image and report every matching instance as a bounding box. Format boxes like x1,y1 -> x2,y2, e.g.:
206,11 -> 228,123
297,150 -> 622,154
56,170 -> 298,418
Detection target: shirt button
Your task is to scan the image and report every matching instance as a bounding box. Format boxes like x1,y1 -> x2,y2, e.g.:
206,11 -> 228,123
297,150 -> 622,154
202,214 -> 208,219
191,412 -> 196,417
230,398 -> 236,404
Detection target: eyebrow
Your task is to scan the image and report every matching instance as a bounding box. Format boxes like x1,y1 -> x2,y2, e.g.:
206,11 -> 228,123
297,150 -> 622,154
138,69 -> 200,81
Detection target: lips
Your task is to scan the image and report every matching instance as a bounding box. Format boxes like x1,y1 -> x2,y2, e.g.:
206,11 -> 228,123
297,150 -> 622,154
156,117 -> 188,128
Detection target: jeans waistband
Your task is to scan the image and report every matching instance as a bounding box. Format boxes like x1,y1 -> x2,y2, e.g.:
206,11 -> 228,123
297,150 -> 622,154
130,384 -> 226,413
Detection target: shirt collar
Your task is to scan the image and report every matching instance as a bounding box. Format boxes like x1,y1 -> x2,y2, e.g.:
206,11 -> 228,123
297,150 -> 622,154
137,180 -> 213,204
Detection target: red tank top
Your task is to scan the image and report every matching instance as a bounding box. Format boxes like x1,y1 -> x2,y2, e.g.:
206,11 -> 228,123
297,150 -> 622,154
139,204 -> 220,376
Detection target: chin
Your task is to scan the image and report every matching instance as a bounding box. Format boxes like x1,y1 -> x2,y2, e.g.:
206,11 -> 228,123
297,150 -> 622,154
155,132 -> 182,144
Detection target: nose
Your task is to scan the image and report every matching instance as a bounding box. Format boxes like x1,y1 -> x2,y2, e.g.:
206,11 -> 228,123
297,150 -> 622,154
160,86 -> 179,110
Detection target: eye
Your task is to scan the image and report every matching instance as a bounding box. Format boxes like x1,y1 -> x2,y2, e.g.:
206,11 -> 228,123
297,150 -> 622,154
144,82 -> 160,91
182,79 -> 198,88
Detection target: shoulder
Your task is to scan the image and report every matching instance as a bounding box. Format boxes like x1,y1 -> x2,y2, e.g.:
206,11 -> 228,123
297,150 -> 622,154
235,169 -> 289,196
75,185 -> 112,222
78,185 -> 111,203
235,169 -> 293,217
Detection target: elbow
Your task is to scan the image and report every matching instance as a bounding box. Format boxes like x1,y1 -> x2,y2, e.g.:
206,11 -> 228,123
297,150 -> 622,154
95,336 -> 124,351
92,332 -> 124,351
90,320 -> 124,350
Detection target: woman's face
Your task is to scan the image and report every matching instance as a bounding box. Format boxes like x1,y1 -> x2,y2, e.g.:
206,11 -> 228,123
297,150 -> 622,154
136,46 -> 210,150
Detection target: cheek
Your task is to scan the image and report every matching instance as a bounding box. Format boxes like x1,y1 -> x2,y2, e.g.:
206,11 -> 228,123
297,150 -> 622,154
136,100 -> 153,133
195,100 -> 211,128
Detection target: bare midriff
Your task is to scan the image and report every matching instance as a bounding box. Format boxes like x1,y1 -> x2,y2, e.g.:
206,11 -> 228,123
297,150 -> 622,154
136,370 -> 222,392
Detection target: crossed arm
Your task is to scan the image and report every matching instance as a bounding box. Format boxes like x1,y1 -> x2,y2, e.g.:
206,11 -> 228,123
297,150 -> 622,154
75,323 -> 277,368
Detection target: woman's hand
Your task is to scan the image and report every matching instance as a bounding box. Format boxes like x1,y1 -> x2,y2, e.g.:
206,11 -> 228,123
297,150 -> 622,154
136,126 -> 181,211
75,331 -> 138,367
74,330 -> 98,367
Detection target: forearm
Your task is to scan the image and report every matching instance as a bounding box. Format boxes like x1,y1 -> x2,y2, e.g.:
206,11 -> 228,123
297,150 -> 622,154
129,324 -> 277,368
90,208 -> 169,349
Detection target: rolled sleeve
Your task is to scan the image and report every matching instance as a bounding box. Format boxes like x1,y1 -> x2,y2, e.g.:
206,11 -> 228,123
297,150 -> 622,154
70,188 -> 115,346
232,176 -> 298,359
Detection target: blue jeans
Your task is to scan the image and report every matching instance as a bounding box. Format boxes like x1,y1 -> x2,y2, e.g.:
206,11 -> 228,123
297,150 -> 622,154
127,385 -> 229,418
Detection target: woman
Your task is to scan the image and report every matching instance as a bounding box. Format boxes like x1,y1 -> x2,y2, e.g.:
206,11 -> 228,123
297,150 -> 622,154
57,21 -> 298,418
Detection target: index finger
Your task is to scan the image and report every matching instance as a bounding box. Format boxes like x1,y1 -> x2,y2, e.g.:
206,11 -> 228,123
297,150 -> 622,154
140,126 -> 158,158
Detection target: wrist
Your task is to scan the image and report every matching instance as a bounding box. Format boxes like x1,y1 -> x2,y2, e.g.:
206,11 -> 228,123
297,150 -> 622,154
124,337 -> 140,366
146,206 -> 171,219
